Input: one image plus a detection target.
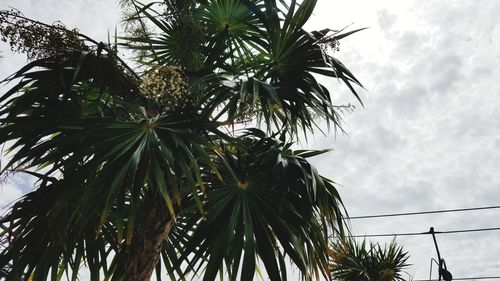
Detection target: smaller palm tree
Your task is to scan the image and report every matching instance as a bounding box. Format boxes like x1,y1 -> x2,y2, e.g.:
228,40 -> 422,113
330,238 -> 410,281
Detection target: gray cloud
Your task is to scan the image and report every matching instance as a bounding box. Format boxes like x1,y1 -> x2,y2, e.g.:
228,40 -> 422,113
377,9 -> 397,32
308,0 -> 500,279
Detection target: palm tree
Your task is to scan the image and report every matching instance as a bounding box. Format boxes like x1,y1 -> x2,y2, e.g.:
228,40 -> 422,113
0,1 -> 363,281
329,238 -> 410,281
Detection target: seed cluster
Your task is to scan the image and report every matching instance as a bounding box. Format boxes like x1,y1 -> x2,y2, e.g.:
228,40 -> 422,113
141,65 -> 191,112
169,16 -> 205,72
0,9 -> 89,60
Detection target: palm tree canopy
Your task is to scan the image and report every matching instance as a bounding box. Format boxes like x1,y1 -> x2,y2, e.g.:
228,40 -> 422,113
330,238 -> 411,281
0,1 -> 364,280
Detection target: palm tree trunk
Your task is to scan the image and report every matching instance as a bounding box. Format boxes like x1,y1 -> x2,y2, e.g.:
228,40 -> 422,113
121,192 -> 173,281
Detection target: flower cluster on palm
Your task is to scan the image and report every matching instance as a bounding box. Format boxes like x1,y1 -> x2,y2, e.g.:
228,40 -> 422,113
0,1 -> 364,280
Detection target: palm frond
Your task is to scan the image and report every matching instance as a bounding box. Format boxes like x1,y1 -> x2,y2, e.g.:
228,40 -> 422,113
330,238 -> 410,281
161,129 -> 346,281
1,1 -> 365,280
0,49 -> 222,281
121,0 -> 364,137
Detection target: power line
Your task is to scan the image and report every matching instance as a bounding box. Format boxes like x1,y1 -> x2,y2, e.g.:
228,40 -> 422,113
343,226 -> 500,238
345,205 -> 500,220
414,277 -> 500,281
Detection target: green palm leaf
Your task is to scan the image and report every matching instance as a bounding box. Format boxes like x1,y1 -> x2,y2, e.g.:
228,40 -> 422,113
160,130 -> 346,281
121,0 -> 364,136
0,48 -> 222,281
1,1 -> 365,280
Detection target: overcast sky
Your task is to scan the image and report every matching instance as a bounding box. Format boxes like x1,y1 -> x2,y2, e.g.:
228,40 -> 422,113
1,0 -> 500,280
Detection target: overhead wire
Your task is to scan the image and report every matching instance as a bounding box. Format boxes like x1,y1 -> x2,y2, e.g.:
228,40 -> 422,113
336,206 -> 500,279
329,226 -> 500,238
414,277 -> 500,281
345,205 -> 500,220
338,204 -> 500,237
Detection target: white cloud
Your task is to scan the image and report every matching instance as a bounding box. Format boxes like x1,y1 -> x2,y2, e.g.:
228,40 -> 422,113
0,172 -> 35,211
0,182 -> 23,210
307,0 -> 500,279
